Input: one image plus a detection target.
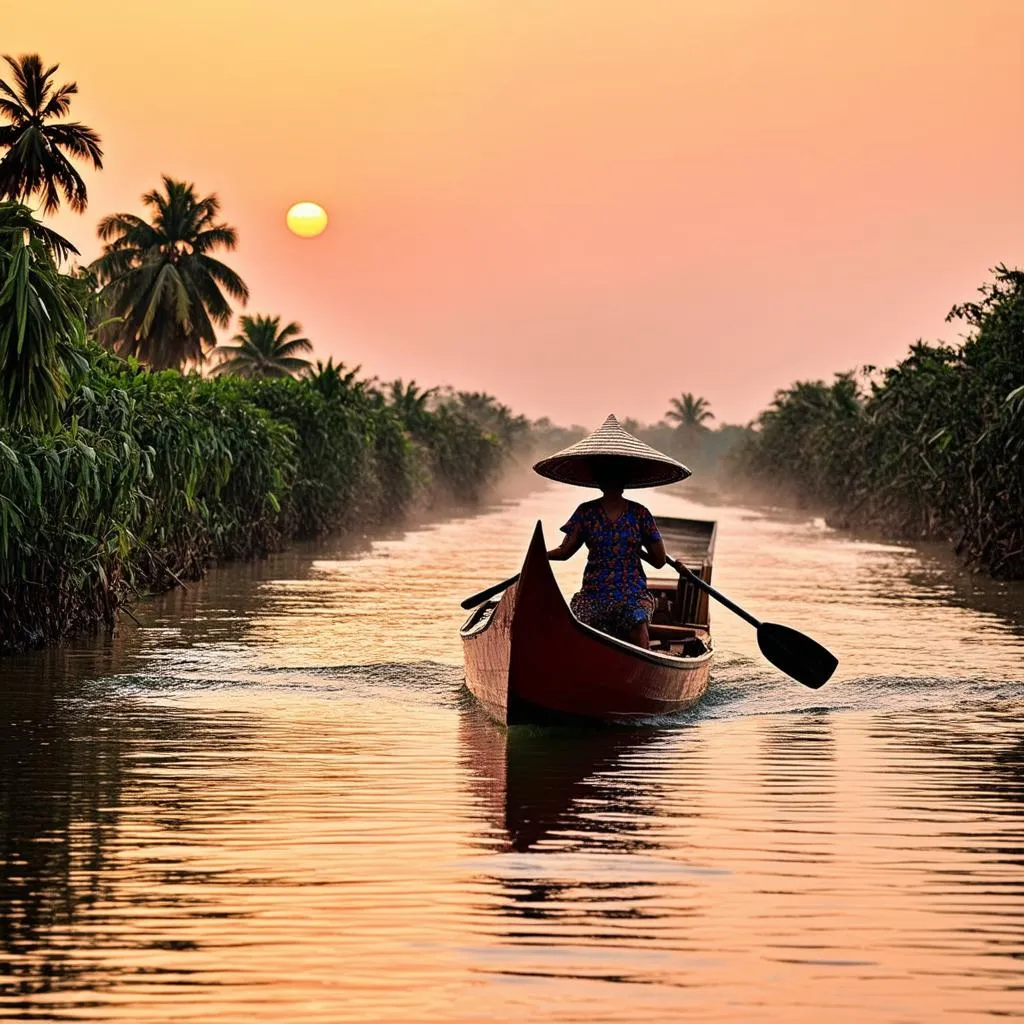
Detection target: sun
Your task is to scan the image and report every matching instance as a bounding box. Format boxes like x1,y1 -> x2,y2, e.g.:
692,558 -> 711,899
286,201 -> 328,238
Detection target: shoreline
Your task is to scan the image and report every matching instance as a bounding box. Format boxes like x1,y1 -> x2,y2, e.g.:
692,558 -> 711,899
1,464 -> 550,661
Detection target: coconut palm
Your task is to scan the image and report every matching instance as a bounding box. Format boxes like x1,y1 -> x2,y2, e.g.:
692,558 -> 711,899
303,358 -> 379,403
212,315 -> 313,378
0,54 -> 103,214
387,379 -> 437,427
92,176 -> 249,370
665,393 -> 715,431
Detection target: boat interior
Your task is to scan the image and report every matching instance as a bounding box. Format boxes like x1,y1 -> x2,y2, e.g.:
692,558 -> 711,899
645,588 -> 709,656
642,516 -> 715,656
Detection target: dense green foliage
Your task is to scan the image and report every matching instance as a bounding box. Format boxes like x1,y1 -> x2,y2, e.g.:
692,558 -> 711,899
0,346 -> 522,652
0,210 -> 526,652
732,267 -> 1024,578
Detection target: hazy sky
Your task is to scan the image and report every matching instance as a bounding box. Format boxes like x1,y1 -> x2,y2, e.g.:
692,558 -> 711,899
8,0 -> 1024,426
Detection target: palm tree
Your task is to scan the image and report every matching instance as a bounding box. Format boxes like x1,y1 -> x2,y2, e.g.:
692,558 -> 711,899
303,358 -> 380,404
0,54 -> 103,214
212,315 -> 313,378
665,393 -> 715,431
91,176 -> 249,370
387,379 -> 438,431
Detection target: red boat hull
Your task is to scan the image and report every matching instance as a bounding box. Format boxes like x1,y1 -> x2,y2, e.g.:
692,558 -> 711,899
461,522 -> 713,725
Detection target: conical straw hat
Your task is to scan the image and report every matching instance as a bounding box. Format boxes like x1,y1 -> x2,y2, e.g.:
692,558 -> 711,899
533,414 -> 691,489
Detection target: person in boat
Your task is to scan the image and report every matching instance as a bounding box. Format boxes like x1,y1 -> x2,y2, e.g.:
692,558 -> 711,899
546,456 -> 667,648
534,415 -> 690,649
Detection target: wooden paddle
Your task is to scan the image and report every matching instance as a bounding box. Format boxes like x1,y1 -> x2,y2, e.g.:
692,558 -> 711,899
660,555 -> 837,689
460,554 -> 838,690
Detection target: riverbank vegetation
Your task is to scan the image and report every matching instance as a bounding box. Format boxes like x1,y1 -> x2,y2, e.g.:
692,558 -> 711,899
731,267 -> 1024,579
0,219 -> 534,650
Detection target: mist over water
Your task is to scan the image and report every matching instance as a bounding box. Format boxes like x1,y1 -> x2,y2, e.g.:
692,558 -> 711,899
2,485 -> 1023,1022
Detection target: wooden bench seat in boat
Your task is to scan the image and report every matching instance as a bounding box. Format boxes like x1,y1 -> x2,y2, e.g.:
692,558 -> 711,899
647,623 -> 710,656
648,624 -> 701,641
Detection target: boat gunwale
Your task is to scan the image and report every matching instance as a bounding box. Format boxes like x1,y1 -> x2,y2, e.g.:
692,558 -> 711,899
460,600 -> 497,637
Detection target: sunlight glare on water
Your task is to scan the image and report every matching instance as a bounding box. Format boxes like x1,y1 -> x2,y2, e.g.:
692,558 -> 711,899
1,485 -> 1023,1022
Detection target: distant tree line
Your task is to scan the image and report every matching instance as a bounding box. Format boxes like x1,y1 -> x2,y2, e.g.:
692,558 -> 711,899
620,394 -> 750,479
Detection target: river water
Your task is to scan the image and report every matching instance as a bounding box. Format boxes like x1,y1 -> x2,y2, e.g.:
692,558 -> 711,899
2,486 -> 1023,1022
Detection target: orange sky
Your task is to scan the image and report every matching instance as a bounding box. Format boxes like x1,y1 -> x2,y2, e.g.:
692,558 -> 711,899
8,0 -> 1024,425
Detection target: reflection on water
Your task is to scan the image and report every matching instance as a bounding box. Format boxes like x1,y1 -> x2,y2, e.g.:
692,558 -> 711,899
1,486 -> 1023,1021
460,705 -> 674,853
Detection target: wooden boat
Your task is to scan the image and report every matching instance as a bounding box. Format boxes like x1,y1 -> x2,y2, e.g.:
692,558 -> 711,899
461,516 -> 716,725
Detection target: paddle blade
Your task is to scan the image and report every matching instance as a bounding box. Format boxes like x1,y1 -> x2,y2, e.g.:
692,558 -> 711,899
756,622 -> 838,689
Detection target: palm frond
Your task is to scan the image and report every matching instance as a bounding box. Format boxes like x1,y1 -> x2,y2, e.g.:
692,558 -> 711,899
40,80 -> 77,118
196,255 -> 249,303
0,75 -> 27,108
184,262 -> 233,327
96,211 -> 153,242
273,336 -> 313,358
45,122 -> 104,166
0,98 -> 26,122
192,226 -> 238,254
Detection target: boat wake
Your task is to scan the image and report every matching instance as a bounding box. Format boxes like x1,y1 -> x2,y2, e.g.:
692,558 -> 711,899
71,661 -> 469,709
689,653 -> 1024,724
69,656 -> 1024,726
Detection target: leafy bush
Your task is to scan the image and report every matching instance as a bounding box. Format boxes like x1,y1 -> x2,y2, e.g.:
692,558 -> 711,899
67,350 -> 292,584
244,372 -> 381,537
0,203 -> 88,432
0,418 -> 142,649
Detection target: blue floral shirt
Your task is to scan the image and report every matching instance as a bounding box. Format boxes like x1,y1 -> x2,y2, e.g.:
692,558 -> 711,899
561,500 -> 662,607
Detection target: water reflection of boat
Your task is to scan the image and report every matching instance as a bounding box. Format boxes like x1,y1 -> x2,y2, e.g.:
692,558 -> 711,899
459,703 -> 668,852
461,518 -> 716,725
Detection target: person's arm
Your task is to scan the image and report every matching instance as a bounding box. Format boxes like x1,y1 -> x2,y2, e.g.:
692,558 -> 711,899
548,524 -> 584,561
643,536 -> 667,568
640,508 -> 667,568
